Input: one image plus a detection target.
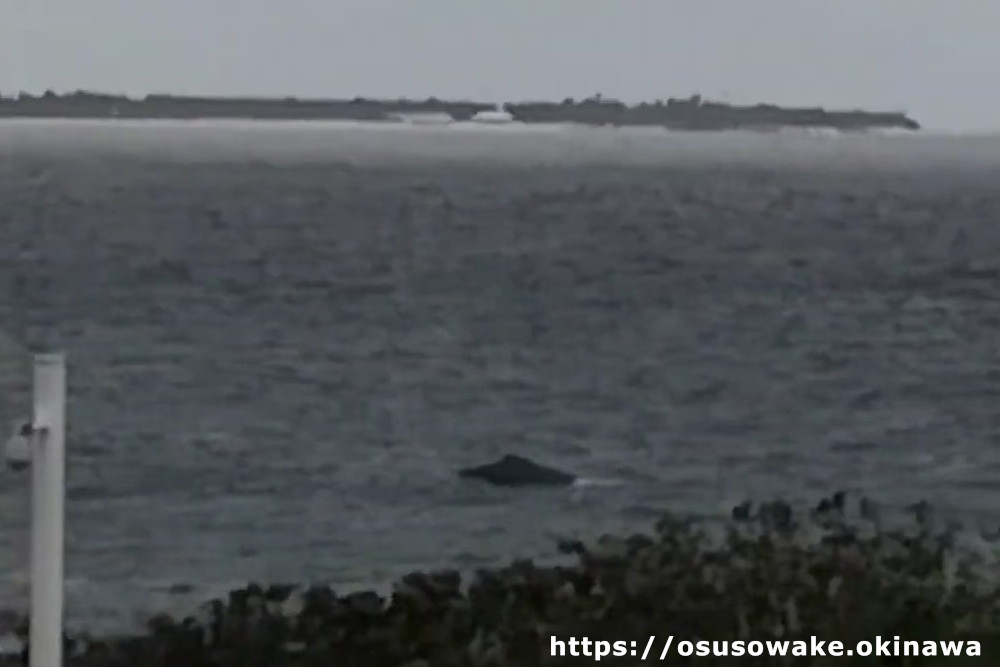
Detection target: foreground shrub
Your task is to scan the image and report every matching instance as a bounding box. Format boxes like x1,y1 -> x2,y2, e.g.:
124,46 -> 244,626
5,494 -> 1000,665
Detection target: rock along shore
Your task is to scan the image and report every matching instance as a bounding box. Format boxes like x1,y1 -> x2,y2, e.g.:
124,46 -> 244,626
2,493 -> 998,665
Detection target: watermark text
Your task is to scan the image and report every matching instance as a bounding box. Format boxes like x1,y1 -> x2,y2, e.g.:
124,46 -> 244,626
550,635 -> 982,660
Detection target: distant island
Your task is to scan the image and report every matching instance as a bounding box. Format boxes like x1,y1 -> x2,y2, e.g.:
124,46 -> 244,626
0,90 -> 921,132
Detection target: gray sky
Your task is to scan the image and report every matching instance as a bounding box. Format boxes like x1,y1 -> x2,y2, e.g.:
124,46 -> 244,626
2,0 -> 996,130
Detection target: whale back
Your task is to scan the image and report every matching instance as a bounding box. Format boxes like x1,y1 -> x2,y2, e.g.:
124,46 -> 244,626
458,454 -> 576,487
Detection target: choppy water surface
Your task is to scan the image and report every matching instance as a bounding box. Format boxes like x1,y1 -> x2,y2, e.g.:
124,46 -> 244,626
2,121 -> 1000,631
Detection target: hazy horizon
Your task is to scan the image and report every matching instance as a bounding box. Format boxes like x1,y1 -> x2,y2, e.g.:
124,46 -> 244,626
2,1 -> 997,132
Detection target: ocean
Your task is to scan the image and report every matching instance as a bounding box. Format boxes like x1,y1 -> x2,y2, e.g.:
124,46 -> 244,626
2,120 -> 1000,632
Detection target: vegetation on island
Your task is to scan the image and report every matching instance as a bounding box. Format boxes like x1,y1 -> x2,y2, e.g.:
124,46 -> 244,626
0,90 -> 920,131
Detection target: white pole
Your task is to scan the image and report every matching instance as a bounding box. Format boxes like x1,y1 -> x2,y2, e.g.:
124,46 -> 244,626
29,352 -> 65,667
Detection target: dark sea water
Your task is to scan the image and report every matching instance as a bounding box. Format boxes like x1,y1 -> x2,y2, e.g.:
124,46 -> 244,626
2,121 -> 1000,631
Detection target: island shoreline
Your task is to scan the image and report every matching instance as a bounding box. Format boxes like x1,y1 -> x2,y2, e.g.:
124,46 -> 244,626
0,91 -> 920,132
